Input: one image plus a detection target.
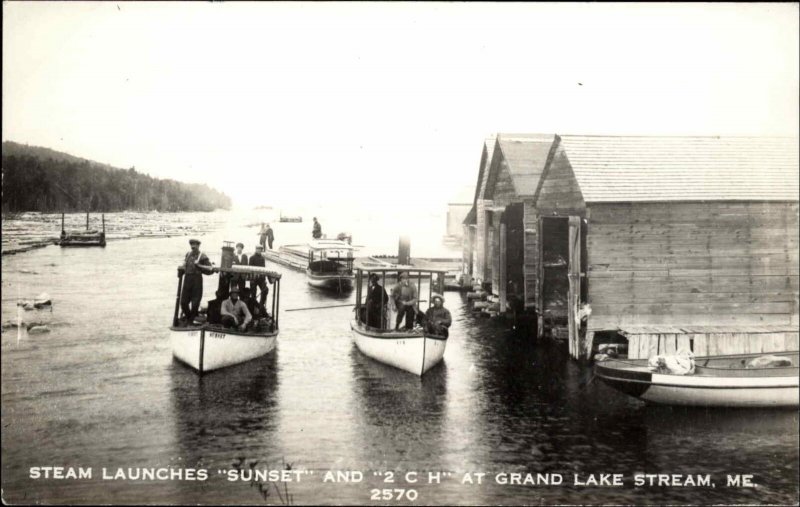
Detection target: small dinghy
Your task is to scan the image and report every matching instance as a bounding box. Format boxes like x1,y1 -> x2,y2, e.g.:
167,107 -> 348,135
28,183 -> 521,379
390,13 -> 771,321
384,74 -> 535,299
594,351 -> 799,408
169,242 -> 282,374
350,268 -> 449,376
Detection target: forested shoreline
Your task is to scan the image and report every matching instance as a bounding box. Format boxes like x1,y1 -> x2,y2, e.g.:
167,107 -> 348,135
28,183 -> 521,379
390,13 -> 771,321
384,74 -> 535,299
2,141 -> 231,213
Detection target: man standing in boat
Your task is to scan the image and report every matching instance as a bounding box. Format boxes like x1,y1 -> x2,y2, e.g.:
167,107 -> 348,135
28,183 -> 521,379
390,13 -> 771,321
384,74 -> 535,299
249,244 -> 269,306
424,294 -> 452,337
365,273 -> 389,329
391,271 -> 418,330
231,242 -> 249,293
179,238 -> 214,326
312,217 -> 322,239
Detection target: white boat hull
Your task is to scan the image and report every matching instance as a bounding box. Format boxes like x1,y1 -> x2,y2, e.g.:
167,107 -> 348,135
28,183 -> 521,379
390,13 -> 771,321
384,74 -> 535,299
595,352 -> 799,408
350,321 -> 447,376
171,327 -> 277,373
640,374 -> 799,407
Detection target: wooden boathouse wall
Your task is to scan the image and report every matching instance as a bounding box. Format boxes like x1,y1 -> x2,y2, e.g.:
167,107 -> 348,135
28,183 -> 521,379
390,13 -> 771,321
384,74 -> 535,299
588,201 -> 800,358
532,134 -> 800,360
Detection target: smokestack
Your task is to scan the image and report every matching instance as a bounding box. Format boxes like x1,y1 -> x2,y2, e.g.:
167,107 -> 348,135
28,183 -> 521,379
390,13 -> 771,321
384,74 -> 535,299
398,236 -> 411,265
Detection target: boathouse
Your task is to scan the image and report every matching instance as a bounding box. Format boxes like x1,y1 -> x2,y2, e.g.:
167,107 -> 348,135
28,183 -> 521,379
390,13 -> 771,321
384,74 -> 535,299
462,134 -> 555,312
532,135 -> 799,360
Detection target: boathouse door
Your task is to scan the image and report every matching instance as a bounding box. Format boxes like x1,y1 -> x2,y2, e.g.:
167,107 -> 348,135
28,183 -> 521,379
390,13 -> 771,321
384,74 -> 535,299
539,215 -> 587,358
567,216 -> 582,359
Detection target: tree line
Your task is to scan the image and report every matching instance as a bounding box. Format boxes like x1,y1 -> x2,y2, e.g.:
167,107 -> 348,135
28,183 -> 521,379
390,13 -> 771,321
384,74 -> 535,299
2,142 -> 231,213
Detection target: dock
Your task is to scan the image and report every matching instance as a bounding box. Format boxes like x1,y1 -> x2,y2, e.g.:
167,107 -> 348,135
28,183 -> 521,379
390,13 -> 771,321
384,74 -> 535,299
261,245 -> 465,289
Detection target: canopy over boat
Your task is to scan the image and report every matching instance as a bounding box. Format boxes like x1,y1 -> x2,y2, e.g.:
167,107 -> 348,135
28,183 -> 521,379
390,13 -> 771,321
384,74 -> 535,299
216,264 -> 282,280
308,239 -> 355,256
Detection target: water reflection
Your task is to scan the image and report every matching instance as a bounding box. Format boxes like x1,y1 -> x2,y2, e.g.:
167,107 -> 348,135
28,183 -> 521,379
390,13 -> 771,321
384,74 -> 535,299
171,353 -> 280,460
348,345 -> 448,471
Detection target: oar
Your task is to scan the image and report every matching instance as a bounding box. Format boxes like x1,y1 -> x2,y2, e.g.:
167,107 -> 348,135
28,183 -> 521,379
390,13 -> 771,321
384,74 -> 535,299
286,300 -> 428,312
286,303 -> 355,312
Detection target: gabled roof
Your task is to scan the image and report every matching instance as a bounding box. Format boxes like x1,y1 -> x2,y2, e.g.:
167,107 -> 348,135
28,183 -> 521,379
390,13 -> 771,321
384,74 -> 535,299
558,135 -> 800,202
464,136 -> 497,225
495,134 -> 556,197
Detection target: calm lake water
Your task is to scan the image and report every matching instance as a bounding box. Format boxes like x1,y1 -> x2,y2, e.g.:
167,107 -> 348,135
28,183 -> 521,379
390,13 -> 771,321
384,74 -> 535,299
2,211 -> 798,505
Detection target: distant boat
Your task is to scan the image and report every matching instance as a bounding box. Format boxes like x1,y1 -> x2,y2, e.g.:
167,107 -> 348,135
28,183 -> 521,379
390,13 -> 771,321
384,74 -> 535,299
351,268 -> 449,376
253,205 -> 273,210
58,212 -> 106,247
305,239 -> 355,292
594,351 -> 799,408
169,246 -> 283,374
279,211 -> 302,223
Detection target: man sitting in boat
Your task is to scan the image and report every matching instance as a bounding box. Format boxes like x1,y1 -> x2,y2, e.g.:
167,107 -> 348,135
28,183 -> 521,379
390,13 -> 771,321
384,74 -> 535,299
391,271 -> 418,331
248,245 -> 269,306
179,238 -> 214,326
220,287 -> 252,332
424,294 -> 452,338
206,290 -> 225,325
364,273 -> 389,329
242,287 -> 270,322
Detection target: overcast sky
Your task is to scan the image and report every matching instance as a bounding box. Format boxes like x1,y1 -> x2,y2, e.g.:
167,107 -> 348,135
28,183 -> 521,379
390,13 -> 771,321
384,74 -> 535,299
3,2 -> 798,210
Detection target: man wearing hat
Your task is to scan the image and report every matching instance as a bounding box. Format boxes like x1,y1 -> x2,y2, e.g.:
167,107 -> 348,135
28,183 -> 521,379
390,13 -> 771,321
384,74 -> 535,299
391,271 -> 418,330
248,244 -> 269,306
220,286 -> 252,332
424,294 -> 452,338
179,238 -> 214,326
365,273 -> 389,329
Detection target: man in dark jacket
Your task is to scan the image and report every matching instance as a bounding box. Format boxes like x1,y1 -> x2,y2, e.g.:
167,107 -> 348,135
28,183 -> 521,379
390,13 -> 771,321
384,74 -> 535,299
312,217 -> 322,239
424,294 -> 452,337
265,224 -> 275,249
249,245 -> 269,306
365,273 -> 389,329
231,242 -> 248,293
180,238 -> 214,325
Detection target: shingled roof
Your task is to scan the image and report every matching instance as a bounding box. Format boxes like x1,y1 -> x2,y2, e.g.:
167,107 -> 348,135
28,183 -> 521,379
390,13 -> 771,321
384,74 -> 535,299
495,134 -> 555,197
558,135 -> 800,202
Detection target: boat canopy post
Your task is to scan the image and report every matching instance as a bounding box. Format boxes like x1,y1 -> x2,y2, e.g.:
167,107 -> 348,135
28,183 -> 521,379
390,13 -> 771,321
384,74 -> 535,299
86,211 -> 89,230
355,269 -> 362,317
102,214 -> 105,234
271,276 -> 277,330
428,272 -> 432,309
173,268 -> 185,327
417,271 -> 422,311
382,270 -> 387,330
274,278 -> 280,330
61,213 -> 65,234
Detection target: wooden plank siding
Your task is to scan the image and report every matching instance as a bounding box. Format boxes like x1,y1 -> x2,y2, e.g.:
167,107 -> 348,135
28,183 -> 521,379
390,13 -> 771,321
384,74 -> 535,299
535,144 -> 586,214
586,201 -> 800,333
626,331 -> 799,359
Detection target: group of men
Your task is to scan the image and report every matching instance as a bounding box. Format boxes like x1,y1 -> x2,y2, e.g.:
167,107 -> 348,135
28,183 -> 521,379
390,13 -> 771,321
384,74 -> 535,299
178,237 -> 452,337
363,271 -> 452,337
177,238 -> 272,331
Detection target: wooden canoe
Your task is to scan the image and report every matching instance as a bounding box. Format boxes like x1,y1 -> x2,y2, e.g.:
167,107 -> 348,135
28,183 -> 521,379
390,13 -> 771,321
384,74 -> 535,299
594,351 -> 799,408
